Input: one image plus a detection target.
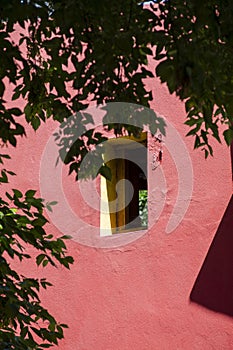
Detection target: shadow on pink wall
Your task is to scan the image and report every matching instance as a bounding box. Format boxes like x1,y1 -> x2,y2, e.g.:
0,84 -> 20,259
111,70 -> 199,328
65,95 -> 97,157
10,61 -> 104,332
190,193 -> 233,317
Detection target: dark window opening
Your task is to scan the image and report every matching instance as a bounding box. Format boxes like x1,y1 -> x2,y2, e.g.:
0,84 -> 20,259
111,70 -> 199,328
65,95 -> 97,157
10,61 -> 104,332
100,133 -> 147,234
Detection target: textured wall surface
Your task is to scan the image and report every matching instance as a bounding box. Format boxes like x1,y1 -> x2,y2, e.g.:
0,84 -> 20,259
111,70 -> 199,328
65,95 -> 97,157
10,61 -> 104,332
5,70 -> 233,350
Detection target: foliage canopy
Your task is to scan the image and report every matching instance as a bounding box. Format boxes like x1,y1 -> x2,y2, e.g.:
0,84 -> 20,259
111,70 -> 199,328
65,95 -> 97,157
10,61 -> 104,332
1,0 -> 233,156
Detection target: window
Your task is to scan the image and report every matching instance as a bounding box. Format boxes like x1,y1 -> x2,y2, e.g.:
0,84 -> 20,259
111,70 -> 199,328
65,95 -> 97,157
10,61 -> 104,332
100,133 -> 147,236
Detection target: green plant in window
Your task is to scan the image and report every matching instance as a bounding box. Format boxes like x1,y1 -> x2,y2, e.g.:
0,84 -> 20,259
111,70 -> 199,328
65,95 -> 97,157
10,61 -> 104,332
139,190 -> 148,227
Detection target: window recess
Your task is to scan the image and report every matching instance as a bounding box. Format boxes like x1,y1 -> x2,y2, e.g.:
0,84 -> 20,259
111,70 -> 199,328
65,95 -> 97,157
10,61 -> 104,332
100,133 -> 147,236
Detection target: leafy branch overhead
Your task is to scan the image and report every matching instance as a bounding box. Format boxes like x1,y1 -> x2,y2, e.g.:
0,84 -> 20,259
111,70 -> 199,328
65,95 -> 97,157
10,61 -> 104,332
155,0 -> 233,155
0,0 -> 156,144
1,1 -> 233,157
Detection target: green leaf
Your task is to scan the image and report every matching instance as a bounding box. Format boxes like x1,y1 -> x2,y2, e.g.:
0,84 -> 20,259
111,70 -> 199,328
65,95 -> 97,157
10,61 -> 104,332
9,108 -> 22,116
0,170 -> 8,183
194,135 -> 200,149
7,170 -> 16,176
21,327 -> 28,339
24,104 -> 32,120
13,189 -> 23,198
48,201 -> 58,206
223,128 -> 233,146
25,189 -> 36,198
32,217 -> 48,227
36,254 -> 46,266
42,259 -> 49,267
185,118 -> 199,127
46,205 -> 52,212
45,201 -> 58,212
5,192 -> 13,200
31,117 -> 41,130
0,154 -> 10,161
60,235 -> 72,239
12,89 -> 21,100
39,344 -> 52,348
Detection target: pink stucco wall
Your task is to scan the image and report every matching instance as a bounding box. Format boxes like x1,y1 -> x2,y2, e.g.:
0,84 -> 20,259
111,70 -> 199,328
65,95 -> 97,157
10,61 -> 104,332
4,69 -> 233,350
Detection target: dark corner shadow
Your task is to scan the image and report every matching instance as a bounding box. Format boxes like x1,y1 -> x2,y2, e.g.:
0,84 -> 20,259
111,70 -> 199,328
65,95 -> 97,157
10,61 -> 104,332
190,194 -> 233,317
